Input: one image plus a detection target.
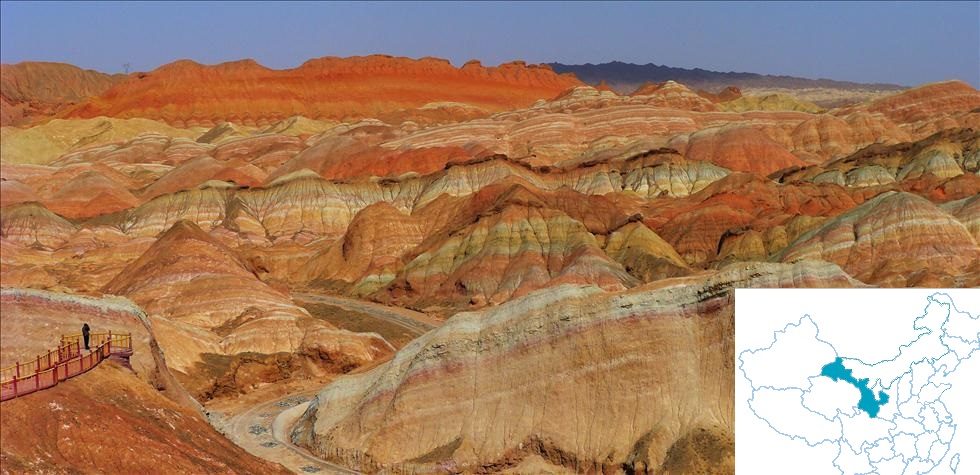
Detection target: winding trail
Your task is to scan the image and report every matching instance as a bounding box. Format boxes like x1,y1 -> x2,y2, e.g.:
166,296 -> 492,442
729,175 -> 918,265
207,292 -> 437,474
210,387 -> 357,474
292,292 -> 439,334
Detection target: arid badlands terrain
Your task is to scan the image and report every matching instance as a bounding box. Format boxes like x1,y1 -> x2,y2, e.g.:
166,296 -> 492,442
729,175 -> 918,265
1,56 -> 979,474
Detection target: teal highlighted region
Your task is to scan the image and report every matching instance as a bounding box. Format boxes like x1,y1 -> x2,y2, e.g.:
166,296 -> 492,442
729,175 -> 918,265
820,357 -> 890,418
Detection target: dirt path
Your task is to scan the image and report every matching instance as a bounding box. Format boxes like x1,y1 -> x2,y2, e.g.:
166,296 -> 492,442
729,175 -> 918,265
208,385 -> 357,474
207,293 -> 436,473
292,292 -> 439,335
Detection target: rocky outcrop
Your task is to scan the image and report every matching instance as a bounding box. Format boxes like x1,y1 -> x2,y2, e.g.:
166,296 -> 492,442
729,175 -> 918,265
629,81 -> 720,111
292,262 -> 860,473
300,202 -> 428,295
0,179 -> 40,207
774,128 -> 978,192
785,112 -> 909,160
696,86 -> 742,103
42,169 -> 141,219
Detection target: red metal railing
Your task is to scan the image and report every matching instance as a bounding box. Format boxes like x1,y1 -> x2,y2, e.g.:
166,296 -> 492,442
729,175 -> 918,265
0,331 -> 133,402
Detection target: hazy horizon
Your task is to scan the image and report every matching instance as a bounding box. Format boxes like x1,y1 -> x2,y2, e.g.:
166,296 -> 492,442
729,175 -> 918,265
1,1 -> 978,87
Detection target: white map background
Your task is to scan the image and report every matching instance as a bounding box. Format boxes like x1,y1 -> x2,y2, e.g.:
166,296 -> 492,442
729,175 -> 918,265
735,289 -> 979,475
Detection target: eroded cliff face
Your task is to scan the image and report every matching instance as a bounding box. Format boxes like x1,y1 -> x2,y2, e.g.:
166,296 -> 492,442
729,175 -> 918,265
291,262 -> 860,473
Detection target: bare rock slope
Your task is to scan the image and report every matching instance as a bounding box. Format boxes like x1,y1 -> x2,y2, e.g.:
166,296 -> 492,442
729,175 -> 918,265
292,261 -> 859,473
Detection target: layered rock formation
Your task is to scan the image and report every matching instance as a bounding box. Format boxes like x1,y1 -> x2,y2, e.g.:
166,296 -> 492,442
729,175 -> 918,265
628,81 -> 720,111
774,127 -> 977,192
377,184 -> 636,311
776,192 -> 979,286
720,93 -> 823,113
850,80 -> 980,124
62,56 -> 583,126
0,117 -> 201,164
0,62 -> 124,126
696,86 -> 743,103
103,220 -> 393,398
292,262 -> 860,473
0,202 -> 77,248
2,55 -> 978,474
675,125 -> 804,175
603,221 -> 692,281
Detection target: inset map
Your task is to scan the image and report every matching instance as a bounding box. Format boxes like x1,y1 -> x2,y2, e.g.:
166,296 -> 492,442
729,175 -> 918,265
736,289 -> 979,474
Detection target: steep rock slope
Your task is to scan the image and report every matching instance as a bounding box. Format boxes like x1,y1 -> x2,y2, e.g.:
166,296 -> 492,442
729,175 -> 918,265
720,93 -> 824,113
604,221 -> 692,282
300,202 -> 429,295
298,182 -> 645,313
292,262 -> 860,473
775,127 -> 977,189
628,80 -> 720,111
0,202 -> 77,249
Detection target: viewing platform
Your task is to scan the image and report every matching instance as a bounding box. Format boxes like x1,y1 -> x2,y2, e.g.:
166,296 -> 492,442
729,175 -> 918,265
0,332 -> 133,402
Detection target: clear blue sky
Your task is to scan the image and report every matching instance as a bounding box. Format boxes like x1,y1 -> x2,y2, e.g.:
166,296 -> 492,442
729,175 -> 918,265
1,1 -> 977,87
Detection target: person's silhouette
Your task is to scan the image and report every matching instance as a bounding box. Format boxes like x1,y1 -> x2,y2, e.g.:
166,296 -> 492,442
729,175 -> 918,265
82,323 -> 91,350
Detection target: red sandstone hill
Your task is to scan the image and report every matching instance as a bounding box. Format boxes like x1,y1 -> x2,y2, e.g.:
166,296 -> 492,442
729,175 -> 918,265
837,80 -> 980,124
60,55 -> 584,127
0,62 -> 124,126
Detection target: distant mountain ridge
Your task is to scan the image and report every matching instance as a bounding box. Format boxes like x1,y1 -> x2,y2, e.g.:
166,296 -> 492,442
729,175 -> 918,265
549,61 -> 905,94
58,55 -> 583,126
0,62 -> 125,126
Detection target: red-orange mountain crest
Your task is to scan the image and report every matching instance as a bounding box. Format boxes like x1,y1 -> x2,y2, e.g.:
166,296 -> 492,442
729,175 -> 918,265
61,55 -> 583,126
